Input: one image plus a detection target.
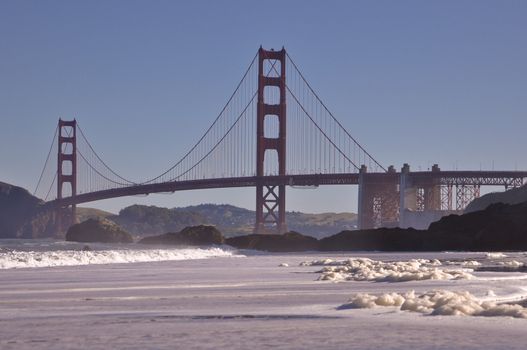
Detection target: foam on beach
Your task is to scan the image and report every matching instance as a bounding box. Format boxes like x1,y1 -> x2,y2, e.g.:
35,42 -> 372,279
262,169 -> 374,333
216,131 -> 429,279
499,260 -> 525,267
486,252 -> 508,259
0,247 -> 244,269
301,258 -> 473,282
339,290 -> 527,318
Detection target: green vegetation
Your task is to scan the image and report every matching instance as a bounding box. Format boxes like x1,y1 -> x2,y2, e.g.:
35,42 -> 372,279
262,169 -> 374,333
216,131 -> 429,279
76,207 -> 113,222
103,204 -> 357,238
108,205 -> 206,236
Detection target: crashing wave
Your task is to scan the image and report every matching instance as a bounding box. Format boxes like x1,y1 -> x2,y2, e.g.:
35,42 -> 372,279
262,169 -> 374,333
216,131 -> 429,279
0,247 -> 244,269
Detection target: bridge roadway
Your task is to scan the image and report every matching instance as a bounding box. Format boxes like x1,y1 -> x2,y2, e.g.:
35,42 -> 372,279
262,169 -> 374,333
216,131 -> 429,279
47,170 -> 527,208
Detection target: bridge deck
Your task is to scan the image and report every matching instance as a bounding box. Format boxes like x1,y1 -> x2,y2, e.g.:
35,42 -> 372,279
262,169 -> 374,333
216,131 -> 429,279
47,170 -> 527,208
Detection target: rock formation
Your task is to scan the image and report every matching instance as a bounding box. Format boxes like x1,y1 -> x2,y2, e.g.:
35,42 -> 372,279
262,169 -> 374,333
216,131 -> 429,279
225,231 -> 319,252
66,218 -> 133,243
0,181 -> 56,238
138,225 -> 225,245
318,227 -> 424,251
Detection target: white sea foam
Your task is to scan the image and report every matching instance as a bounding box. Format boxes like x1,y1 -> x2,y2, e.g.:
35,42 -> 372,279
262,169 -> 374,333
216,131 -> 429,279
340,290 -> 527,318
486,252 -> 507,259
301,257 -> 473,282
0,247 -> 244,269
499,260 -> 524,267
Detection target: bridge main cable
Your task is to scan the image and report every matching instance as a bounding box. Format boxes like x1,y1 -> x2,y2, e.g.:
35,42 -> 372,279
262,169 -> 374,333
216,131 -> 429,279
76,122 -> 137,185
286,53 -> 387,172
33,124 -> 59,196
138,50 -> 260,185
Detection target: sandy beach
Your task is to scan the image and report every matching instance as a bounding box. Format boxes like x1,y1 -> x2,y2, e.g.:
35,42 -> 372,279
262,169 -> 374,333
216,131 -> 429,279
1,251 -> 527,349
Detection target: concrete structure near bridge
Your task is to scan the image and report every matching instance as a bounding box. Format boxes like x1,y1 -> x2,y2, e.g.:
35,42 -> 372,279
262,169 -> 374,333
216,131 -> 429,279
358,163 -> 525,230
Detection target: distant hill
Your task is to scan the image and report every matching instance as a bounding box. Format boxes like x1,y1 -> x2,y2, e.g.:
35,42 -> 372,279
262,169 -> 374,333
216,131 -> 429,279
465,184 -> 527,213
287,211 -> 358,237
0,181 -> 357,239
108,205 -> 206,236
175,204 -> 253,234
107,204 -> 357,238
178,204 -> 358,237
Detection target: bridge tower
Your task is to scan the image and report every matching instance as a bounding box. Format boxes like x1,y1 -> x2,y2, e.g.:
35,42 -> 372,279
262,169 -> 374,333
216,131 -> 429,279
255,47 -> 287,234
56,119 -> 77,234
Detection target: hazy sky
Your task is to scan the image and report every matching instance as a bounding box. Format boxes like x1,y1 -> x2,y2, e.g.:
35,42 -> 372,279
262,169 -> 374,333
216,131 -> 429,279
1,0 -> 526,214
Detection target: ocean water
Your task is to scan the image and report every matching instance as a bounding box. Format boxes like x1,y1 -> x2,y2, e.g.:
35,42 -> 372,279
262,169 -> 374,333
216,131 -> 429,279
0,239 -> 244,269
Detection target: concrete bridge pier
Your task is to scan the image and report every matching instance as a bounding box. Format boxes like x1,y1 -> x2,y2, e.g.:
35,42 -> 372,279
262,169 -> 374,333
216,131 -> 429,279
399,164 -> 444,229
358,165 -> 399,230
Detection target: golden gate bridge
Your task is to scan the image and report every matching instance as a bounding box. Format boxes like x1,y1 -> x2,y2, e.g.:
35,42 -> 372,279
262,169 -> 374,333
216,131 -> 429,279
33,47 -> 527,234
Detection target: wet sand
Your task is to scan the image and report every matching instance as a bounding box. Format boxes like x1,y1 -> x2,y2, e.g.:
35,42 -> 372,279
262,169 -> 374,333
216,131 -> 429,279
1,252 -> 527,349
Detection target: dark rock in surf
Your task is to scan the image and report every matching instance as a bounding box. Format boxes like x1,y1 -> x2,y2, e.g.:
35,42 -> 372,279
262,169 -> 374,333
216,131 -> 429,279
138,225 -> 225,245
66,218 -> 133,243
318,227 -> 425,251
225,231 -> 319,252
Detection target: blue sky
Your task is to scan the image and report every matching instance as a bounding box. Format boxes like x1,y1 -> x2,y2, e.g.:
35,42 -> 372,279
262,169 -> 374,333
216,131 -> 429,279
1,0 -> 526,214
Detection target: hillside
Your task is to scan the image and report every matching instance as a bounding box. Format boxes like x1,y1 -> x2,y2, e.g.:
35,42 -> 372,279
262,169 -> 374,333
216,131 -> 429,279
108,204 -> 357,238
0,181 -> 55,238
109,205 -> 206,236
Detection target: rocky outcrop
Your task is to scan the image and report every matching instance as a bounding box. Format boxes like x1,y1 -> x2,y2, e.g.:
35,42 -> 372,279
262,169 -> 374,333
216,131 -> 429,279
225,231 -> 319,252
465,184 -> 527,213
319,201 -> 527,252
427,202 -> 527,251
318,227 -> 425,251
0,181 -> 56,238
66,218 -> 133,243
138,225 -> 225,245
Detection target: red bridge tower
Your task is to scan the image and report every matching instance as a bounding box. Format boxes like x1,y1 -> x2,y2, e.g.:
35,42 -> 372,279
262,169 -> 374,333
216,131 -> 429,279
255,47 -> 287,234
56,119 -> 77,233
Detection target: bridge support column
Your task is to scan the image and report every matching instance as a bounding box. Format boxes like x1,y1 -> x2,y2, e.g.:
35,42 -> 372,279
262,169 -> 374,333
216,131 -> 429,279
57,119 -> 77,235
441,184 -> 453,210
400,163 -> 447,229
357,166 -> 369,230
399,164 -> 411,228
358,165 -> 399,230
415,165 -> 442,212
380,166 -> 400,227
255,47 -> 287,234
456,184 -> 480,211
